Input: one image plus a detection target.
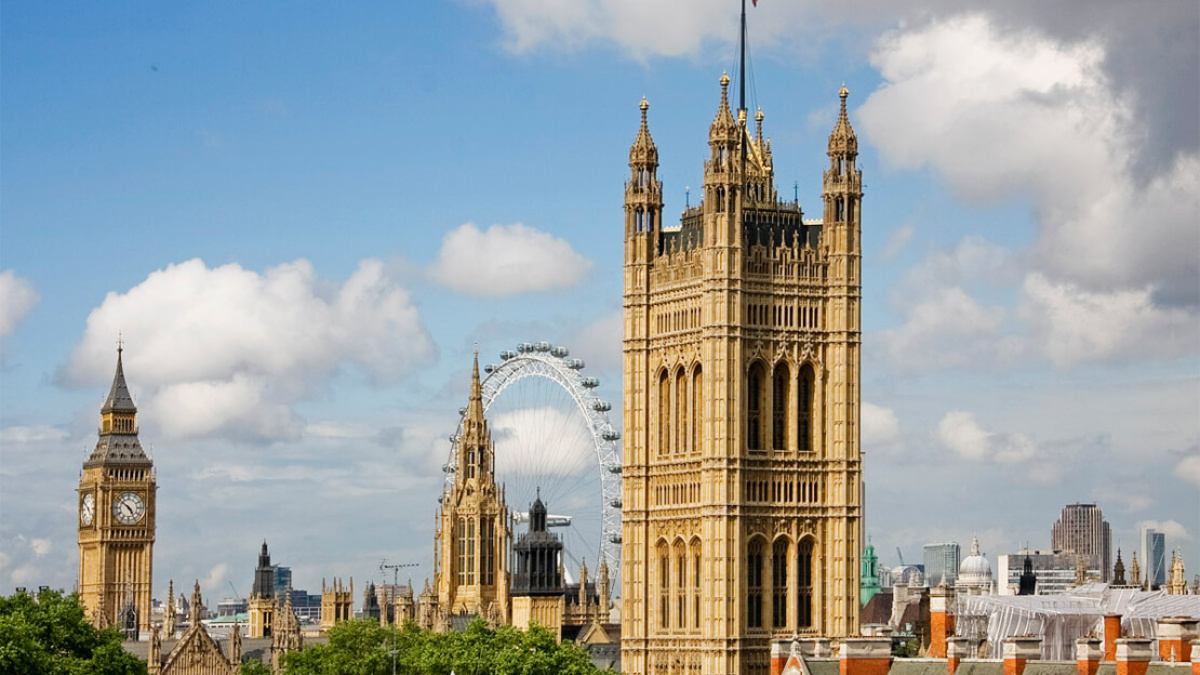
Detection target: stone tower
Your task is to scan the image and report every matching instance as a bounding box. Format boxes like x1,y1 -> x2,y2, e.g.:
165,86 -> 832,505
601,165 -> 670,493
248,541 -> 275,638
78,346 -> 157,634
510,493 -> 565,640
621,79 -> 863,675
435,354 -> 511,621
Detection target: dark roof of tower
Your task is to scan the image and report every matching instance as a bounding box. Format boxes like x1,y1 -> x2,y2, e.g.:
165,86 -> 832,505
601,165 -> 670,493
101,348 -> 138,414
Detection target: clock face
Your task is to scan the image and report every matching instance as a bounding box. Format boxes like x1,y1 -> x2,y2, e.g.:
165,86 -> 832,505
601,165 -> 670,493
113,492 -> 145,525
80,493 -> 95,526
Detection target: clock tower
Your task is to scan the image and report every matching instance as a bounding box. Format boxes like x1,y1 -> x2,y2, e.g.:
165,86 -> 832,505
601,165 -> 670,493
78,345 -> 157,635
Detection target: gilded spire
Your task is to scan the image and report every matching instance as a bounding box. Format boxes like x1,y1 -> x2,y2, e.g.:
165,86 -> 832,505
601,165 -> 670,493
710,72 -> 738,142
630,97 -> 658,166
828,83 -> 858,156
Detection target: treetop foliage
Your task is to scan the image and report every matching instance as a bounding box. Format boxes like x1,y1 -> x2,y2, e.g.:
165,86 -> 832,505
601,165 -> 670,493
282,618 -> 614,675
0,588 -> 146,675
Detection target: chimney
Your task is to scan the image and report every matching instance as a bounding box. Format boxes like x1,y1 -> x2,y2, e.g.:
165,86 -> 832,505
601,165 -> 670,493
947,637 -> 973,675
1002,636 -> 1042,675
771,639 -> 789,675
1076,637 -> 1103,675
1114,638 -> 1153,675
1190,638 -> 1199,675
1158,617 -> 1199,663
840,637 -> 893,675
930,585 -> 955,658
1104,614 -> 1123,661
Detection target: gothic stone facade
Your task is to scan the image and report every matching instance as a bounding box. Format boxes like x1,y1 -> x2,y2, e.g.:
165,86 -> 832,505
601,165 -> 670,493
621,78 -> 864,675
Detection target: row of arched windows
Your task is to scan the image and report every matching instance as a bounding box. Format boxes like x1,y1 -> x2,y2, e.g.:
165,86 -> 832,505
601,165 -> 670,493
456,516 -> 499,587
657,538 -> 702,632
633,207 -> 656,233
747,361 -> 815,453
657,365 -> 703,456
746,536 -> 815,631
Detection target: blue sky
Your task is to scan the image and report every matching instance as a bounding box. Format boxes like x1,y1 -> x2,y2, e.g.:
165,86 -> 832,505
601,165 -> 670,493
2,1 -> 1197,600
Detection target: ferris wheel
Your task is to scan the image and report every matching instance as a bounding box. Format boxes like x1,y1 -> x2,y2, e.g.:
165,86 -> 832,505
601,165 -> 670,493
443,341 -> 623,583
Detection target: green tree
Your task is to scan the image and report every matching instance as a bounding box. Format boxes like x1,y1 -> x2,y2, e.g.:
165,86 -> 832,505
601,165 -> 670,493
0,588 -> 146,675
239,657 -> 272,675
281,618 -> 612,675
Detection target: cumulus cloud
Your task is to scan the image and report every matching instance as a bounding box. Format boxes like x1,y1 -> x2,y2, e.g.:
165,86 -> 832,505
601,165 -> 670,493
566,310 -> 623,374
1137,519 -> 1192,543
1175,455 -> 1200,488
429,223 -> 592,297
861,402 -> 900,448
879,224 -> 914,261
63,258 -> 436,442
29,539 -> 51,556
0,270 -> 38,337
859,14 -> 1198,307
1021,273 -> 1199,367
878,287 -> 1012,370
937,411 -> 1037,465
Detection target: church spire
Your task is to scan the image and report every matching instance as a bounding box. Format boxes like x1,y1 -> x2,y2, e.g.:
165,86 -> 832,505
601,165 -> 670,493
102,343 -> 137,415
88,345 -> 149,466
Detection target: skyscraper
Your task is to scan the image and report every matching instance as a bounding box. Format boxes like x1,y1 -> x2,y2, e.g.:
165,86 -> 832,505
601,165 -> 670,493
924,542 -> 961,588
1050,504 -> 1111,582
621,76 -> 863,673
1141,527 -> 1166,590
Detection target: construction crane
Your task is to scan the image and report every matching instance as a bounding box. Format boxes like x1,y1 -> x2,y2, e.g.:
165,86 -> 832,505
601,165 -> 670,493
379,559 -> 418,588
896,547 -> 906,567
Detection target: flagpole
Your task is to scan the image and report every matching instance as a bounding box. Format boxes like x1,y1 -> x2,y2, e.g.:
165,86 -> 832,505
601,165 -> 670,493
739,0 -> 747,186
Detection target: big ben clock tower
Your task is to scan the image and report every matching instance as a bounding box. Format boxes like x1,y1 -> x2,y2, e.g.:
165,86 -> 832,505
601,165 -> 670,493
78,345 -> 156,635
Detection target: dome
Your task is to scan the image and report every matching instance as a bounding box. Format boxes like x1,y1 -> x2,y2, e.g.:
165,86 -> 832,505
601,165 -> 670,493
957,535 -> 993,589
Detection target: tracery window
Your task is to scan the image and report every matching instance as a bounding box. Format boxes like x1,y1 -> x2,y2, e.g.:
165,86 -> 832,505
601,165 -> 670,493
797,539 -> 814,628
691,367 -> 703,454
747,539 -> 764,629
748,363 -> 765,451
772,538 -> 789,628
798,364 -> 815,453
480,518 -> 495,585
676,370 -> 687,455
659,542 -> 670,630
659,370 -> 671,456
772,363 -> 789,451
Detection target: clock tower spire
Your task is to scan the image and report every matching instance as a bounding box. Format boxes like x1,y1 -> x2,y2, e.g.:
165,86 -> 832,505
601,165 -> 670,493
78,344 -> 157,635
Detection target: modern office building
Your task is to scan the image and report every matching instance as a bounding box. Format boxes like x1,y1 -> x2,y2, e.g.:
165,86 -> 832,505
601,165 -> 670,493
924,543 -> 961,588
1141,527 -> 1166,590
1050,504 -> 1111,582
996,550 -> 1100,595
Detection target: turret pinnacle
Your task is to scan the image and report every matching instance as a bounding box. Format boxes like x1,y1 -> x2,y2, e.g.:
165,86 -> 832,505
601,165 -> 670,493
101,345 -> 137,415
828,84 -> 858,156
466,351 -> 484,422
709,73 -> 739,142
629,97 -> 658,165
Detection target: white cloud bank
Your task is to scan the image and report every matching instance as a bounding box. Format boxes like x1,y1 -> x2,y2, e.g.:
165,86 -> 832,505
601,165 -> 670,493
937,411 -> 1036,465
64,258 -> 436,442
430,223 -> 592,296
0,270 -> 38,337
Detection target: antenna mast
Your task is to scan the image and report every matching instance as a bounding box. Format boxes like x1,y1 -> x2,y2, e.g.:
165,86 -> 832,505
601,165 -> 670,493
739,0 -> 748,182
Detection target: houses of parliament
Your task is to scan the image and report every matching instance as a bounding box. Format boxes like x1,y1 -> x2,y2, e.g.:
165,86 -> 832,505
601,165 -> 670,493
74,67 -> 864,674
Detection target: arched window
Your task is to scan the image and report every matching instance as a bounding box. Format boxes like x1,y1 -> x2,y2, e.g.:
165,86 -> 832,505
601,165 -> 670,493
457,519 -> 467,585
772,363 -> 790,451
658,541 -> 670,630
691,539 -> 702,630
798,364 -> 815,453
466,450 -> 476,479
676,369 -> 687,455
772,538 -> 790,628
797,539 -> 814,629
466,518 -> 476,585
481,518 -> 495,586
675,540 -> 687,629
691,366 -> 703,455
747,539 -> 764,629
747,362 -> 766,451
658,370 -> 671,456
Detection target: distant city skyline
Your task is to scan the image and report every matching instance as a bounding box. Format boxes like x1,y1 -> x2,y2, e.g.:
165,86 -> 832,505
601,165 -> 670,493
1,1 -> 1196,601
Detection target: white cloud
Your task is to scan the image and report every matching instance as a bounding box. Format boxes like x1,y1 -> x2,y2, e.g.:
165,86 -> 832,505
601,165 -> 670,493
937,411 -> 1037,465
29,539 -> 51,556
0,270 -> 38,337
878,287 -> 1011,370
566,310 -> 623,374
0,426 -> 69,444
862,402 -> 900,448
429,223 -> 592,297
201,563 -> 229,594
1021,273 -> 1199,367
64,258 -> 435,442
859,13 -> 1199,305
1175,455 -> 1200,488
879,224 -> 914,261
1137,519 -> 1192,543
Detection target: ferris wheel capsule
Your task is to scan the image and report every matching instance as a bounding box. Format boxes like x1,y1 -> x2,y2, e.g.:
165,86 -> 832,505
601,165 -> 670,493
551,346 -> 569,357
592,400 -> 611,412
500,350 -> 516,360
535,341 -> 552,352
566,358 -> 585,370
485,364 -> 496,374
581,377 -> 599,388
518,342 -> 532,353
602,430 -> 621,441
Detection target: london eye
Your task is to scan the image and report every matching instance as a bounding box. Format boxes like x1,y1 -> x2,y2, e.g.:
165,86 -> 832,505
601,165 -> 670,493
442,341 -> 622,589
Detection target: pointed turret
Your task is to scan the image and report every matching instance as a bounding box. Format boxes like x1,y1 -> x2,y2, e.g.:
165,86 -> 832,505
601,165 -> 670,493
823,84 -> 863,289
457,352 -> 494,484
87,346 -> 150,467
190,580 -> 203,625
626,97 -> 664,244
1113,548 -> 1126,585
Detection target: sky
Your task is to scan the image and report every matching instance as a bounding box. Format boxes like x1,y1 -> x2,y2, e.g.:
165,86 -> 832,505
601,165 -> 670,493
1,1 -> 1197,602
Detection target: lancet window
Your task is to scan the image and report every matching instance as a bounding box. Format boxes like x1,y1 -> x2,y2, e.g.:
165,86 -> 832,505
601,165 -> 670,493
798,364 -> 815,453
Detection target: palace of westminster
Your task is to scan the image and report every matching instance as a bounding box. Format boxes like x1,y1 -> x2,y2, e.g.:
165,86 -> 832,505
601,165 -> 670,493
69,53 -> 1198,675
